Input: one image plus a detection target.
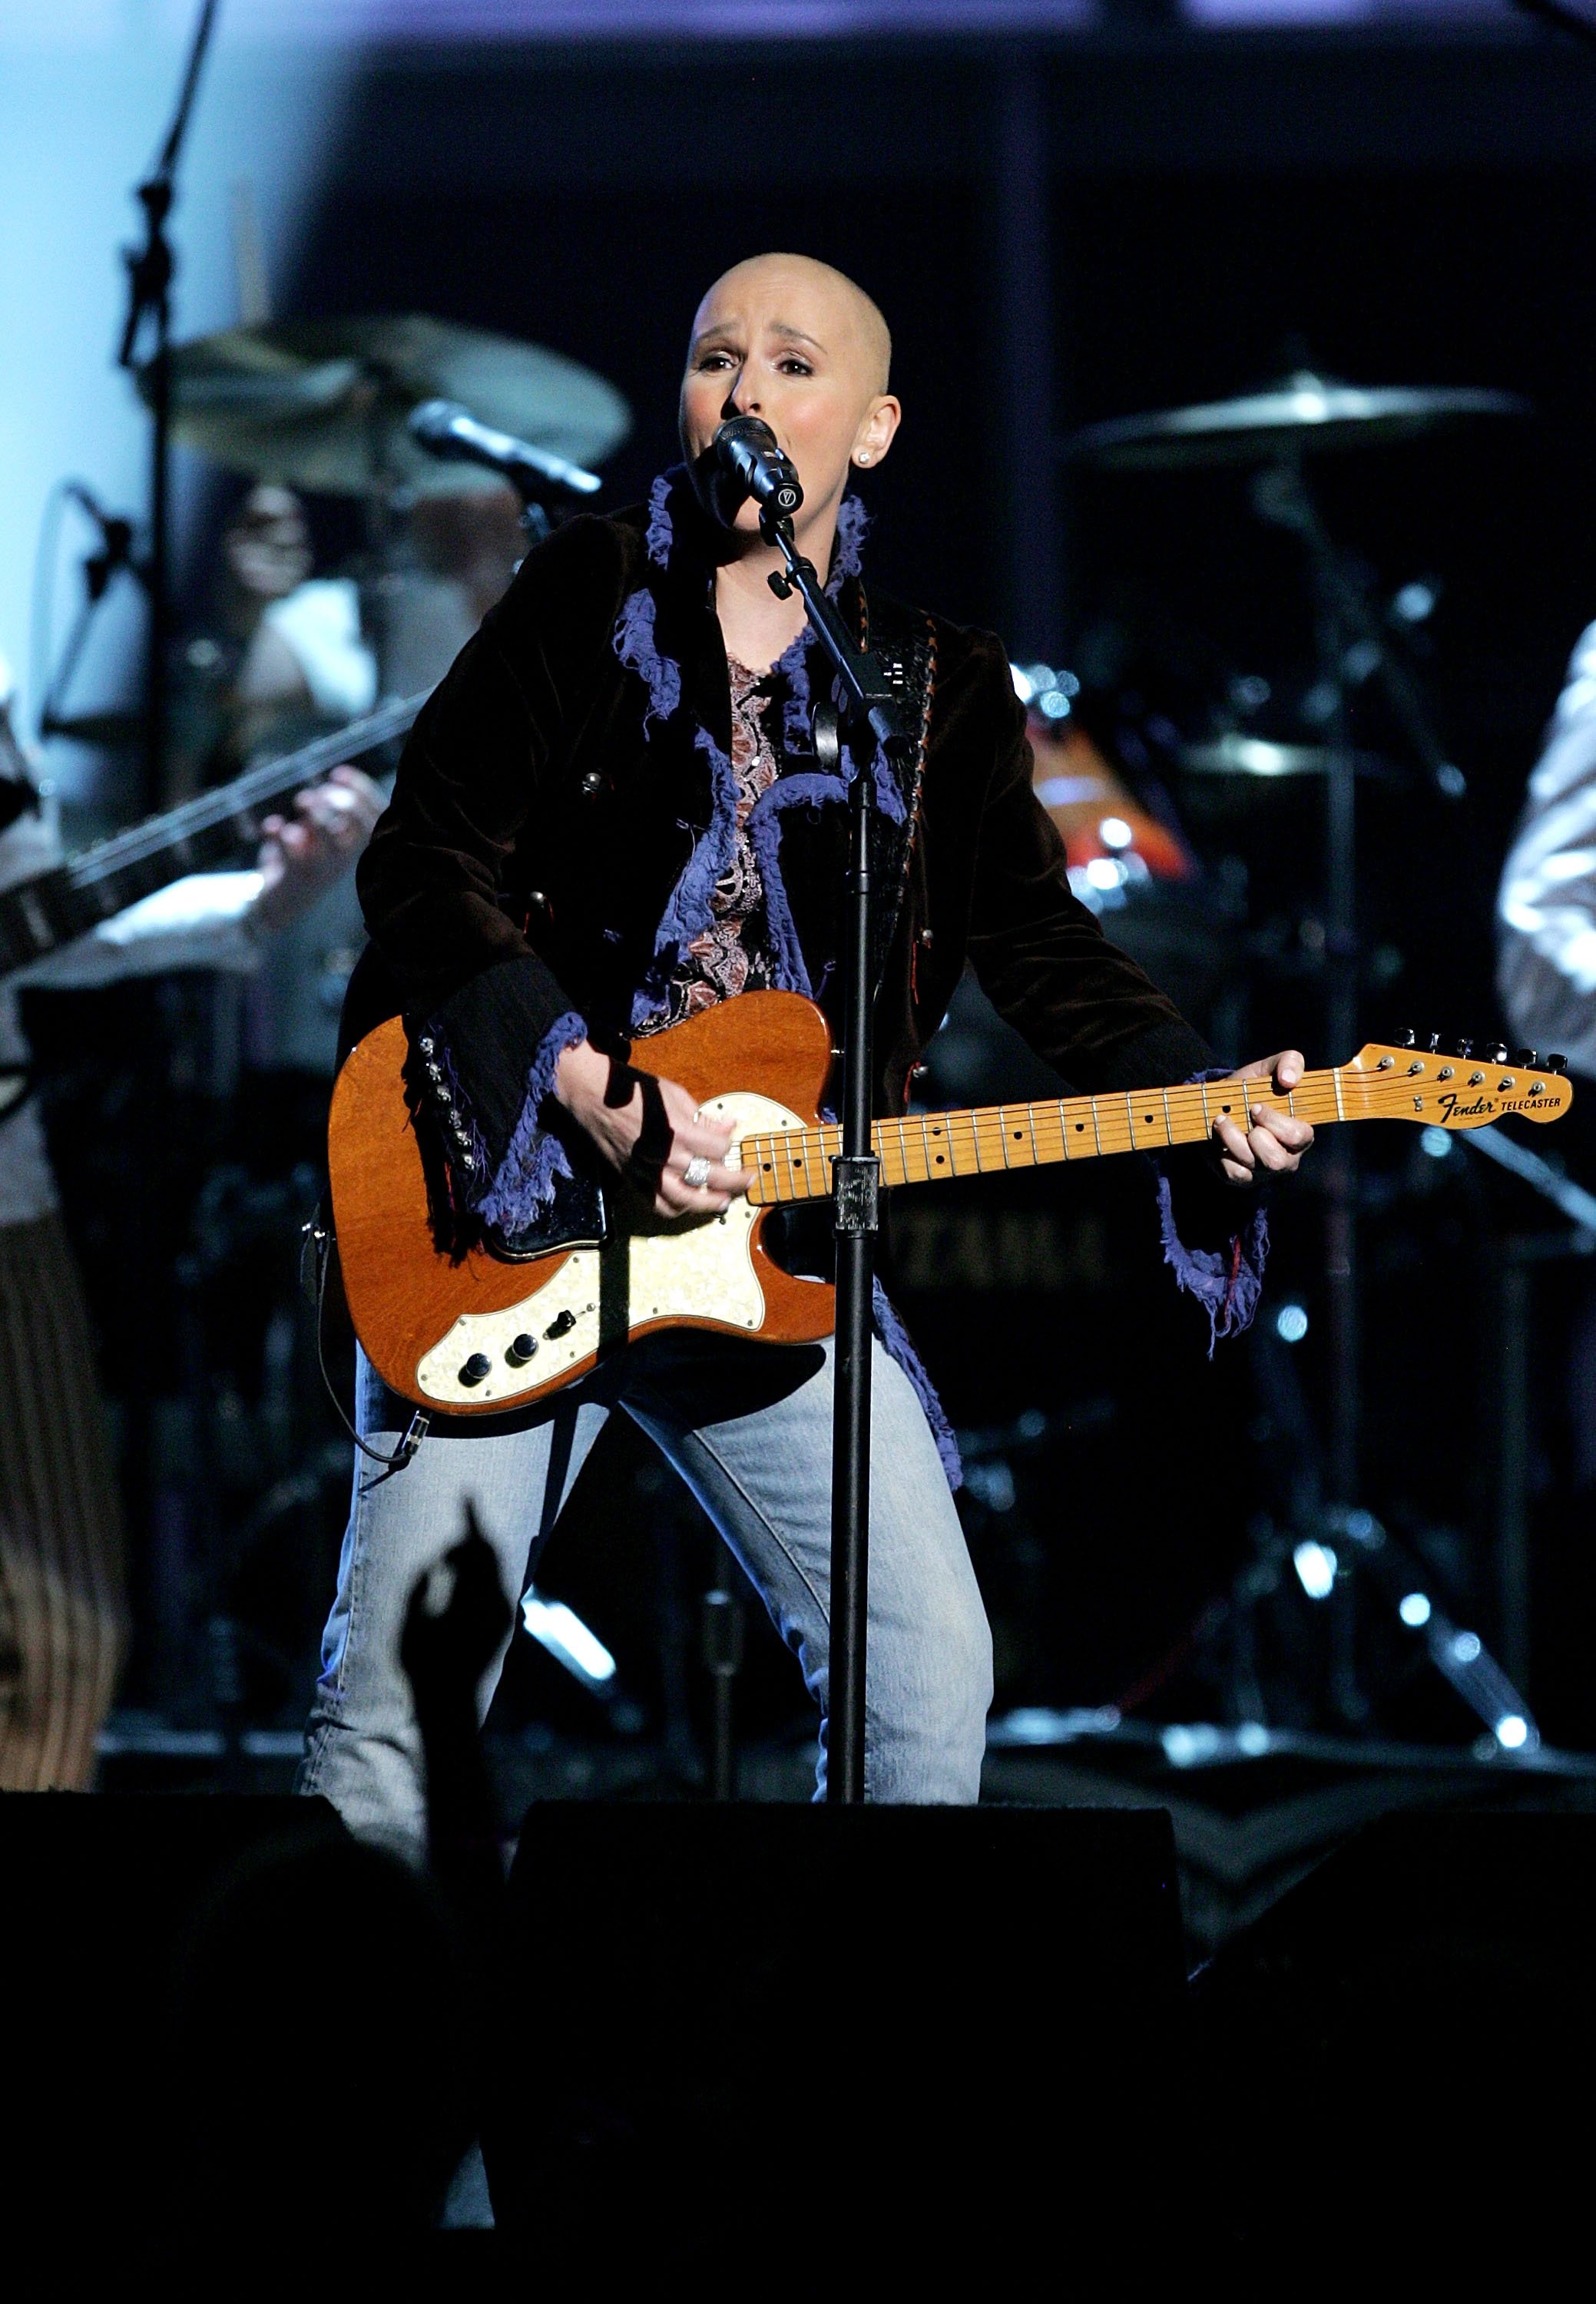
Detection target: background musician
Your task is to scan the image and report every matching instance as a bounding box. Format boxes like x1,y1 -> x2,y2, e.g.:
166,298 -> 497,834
0,660 -> 379,1789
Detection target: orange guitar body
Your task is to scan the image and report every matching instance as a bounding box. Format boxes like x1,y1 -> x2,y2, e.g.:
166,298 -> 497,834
329,990 -> 839,1417
331,981 -> 1574,1418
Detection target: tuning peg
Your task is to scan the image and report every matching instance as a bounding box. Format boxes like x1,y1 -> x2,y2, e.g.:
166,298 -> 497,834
1399,1028 -> 1417,1049
1486,1042 -> 1509,1065
1546,1053 -> 1568,1076
1452,1036 -> 1475,1060
1513,1048 -> 1537,1068
1425,1032 -> 1443,1054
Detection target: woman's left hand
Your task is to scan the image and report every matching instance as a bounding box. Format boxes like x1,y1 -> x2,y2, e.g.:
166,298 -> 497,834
1211,1051 -> 1315,1186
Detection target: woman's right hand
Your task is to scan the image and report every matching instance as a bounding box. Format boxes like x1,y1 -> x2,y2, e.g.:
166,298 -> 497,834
554,1037 -> 756,1220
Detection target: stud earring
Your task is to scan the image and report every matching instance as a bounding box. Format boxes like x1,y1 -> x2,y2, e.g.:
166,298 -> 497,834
857,452 -> 871,465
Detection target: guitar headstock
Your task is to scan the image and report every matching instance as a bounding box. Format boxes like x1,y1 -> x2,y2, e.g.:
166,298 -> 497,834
1346,1033 -> 1573,1128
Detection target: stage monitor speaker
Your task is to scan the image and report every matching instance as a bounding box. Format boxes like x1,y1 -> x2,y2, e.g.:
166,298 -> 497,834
1193,1811 -> 1596,2262
485,1802 -> 1185,2265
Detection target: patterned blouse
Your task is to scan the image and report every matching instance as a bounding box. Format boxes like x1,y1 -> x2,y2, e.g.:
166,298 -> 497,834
647,656 -> 783,1030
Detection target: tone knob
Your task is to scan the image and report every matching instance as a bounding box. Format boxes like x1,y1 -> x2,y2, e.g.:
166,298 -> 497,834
459,1353 -> 492,1387
545,1309 -> 578,1339
505,1333 -> 538,1366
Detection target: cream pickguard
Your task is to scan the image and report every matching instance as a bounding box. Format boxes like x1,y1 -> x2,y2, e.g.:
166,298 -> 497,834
412,1089 -> 820,1409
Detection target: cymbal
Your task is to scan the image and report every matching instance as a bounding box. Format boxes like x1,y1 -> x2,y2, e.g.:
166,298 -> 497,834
1067,371 -> 1530,472
146,315 -> 631,499
1180,733 -> 1393,780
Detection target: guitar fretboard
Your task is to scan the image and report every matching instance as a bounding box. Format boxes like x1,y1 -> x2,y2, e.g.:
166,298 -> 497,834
0,691 -> 427,978
739,1069 -> 1367,1203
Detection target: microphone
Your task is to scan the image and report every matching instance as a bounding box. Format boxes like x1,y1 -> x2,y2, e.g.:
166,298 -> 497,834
710,417 -> 804,521
407,399 -> 602,501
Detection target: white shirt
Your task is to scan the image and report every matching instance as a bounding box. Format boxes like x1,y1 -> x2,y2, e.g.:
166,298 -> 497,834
1498,621 -> 1596,1081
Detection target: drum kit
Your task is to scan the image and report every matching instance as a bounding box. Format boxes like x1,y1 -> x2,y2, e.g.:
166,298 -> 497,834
1008,365 -> 1538,1737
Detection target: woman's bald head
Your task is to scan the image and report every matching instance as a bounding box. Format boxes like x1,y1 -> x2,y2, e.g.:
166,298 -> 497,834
688,254 -> 892,399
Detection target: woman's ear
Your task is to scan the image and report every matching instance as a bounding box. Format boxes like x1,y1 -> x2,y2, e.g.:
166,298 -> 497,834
853,395 -> 902,469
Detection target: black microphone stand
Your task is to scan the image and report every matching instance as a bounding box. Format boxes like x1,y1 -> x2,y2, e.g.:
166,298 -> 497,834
116,0 -> 220,810
761,505 -> 915,1802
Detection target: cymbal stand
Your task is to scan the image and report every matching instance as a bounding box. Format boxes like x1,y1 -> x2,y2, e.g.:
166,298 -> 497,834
116,0 -> 220,810
1249,457 -> 1459,1719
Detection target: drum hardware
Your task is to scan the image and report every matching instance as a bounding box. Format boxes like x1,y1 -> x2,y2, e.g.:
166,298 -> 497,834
145,314 -> 631,503
1179,734 -> 1399,783
116,0 -> 220,810
1065,369 -> 1529,474
1074,368 -> 1531,1723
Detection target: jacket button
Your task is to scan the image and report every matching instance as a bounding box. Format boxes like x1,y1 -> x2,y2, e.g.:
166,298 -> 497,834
911,1062 -> 929,1081
581,770 -> 604,797
917,927 -> 935,948
527,889 -> 547,910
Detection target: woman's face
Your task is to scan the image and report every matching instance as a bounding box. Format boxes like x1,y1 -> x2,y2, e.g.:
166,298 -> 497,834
679,258 -> 898,543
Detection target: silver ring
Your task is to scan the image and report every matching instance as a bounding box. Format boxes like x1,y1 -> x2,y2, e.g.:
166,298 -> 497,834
683,1155 -> 713,1190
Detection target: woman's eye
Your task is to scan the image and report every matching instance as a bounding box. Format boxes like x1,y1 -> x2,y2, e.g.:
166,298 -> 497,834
697,351 -> 735,370
778,358 -> 813,376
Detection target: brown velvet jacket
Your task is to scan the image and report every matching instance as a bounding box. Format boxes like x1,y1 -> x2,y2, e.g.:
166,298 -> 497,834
348,485 -> 1217,1198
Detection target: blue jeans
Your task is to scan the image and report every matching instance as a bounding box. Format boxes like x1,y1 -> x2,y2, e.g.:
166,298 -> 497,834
299,1331 -> 992,1858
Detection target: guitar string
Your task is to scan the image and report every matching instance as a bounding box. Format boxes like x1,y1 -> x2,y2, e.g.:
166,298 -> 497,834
62,694 -> 428,891
734,1069 -> 1440,1203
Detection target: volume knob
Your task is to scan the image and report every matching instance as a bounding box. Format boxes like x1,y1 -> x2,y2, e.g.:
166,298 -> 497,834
459,1353 -> 492,1387
505,1333 -> 538,1367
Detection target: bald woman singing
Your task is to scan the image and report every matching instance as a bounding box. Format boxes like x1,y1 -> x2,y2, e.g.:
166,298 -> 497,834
300,255 -> 1310,1850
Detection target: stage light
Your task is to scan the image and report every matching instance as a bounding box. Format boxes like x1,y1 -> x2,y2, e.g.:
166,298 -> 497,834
1495,1714 -> 1530,1751
1237,1721 -> 1270,1755
1162,1723 -> 1223,1768
521,1589 -> 617,1689
1451,1630 -> 1482,1665
1421,1127 -> 1452,1159
1038,689 -> 1071,720
1275,1302 -> 1310,1342
1084,856 -> 1124,891
1293,1540 -> 1338,1600
1098,816 -> 1133,849
1399,1591 -> 1432,1627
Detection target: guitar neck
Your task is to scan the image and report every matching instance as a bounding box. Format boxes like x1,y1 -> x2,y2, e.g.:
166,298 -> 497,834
0,691 -> 427,979
742,1068 -> 1362,1203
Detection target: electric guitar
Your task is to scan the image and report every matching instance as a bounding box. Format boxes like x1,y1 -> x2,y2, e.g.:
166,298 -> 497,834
328,988 -> 1574,1417
0,690 -> 429,985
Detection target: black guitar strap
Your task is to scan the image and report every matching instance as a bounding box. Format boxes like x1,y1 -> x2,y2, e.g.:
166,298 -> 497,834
855,590 -> 938,1001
